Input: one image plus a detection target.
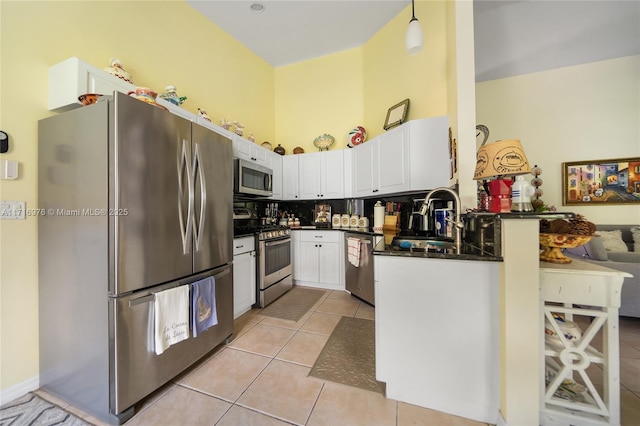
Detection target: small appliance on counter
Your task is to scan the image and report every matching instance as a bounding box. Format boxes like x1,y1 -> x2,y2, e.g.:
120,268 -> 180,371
314,203 -> 331,228
407,197 -> 449,237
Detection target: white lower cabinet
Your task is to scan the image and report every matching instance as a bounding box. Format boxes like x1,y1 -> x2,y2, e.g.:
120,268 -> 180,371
375,255 -> 500,424
233,236 -> 256,319
291,230 -> 344,290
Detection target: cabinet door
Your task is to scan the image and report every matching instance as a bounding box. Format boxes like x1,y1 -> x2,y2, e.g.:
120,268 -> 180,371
318,242 -> 341,285
321,151 -> 344,199
291,231 -> 301,280
233,251 -> 256,319
252,143 -> 268,166
298,241 -> 320,282
282,155 -> 299,200
353,141 -> 376,197
377,126 -> 409,194
298,153 -> 322,199
233,136 -> 267,166
266,151 -> 283,200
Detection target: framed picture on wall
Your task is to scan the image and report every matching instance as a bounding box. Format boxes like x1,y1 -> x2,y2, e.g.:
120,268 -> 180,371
562,157 -> 640,205
383,99 -> 410,130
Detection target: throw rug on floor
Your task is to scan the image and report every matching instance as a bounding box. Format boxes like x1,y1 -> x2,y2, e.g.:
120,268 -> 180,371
0,393 -> 91,426
309,316 -> 385,394
259,287 -> 326,322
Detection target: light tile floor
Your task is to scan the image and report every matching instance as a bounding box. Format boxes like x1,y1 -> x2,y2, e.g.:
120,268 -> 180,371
35,289 -> 640,426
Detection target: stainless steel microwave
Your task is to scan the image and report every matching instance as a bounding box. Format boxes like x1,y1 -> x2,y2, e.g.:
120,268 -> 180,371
234,158 -> 273,197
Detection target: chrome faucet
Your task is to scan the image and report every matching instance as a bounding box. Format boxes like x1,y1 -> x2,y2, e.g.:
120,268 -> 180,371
419,187 -> 464,253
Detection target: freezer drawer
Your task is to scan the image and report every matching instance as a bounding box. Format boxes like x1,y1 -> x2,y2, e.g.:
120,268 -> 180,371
110,265 -> 233,417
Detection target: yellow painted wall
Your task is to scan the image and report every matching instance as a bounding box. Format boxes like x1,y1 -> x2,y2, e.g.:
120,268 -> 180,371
363,1 -> 448,139
476,55 -> 640,225
0,0 -> 274,394
274,48 -> 364,153
0,0 -> 454,397
273,1 -> 450,153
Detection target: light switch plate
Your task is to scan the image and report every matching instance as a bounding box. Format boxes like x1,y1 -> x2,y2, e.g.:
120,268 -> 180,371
0,200 -> 26,219
0,159 -> 18,180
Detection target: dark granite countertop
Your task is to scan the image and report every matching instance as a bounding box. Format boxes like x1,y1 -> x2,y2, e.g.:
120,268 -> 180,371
465,211 -> 575,220
372,239 -> 503,262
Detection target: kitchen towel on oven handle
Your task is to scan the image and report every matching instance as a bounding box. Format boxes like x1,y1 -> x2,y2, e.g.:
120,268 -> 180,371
154,285 -> 190,355
191,276 -> 218,337
347,237 -> 362,267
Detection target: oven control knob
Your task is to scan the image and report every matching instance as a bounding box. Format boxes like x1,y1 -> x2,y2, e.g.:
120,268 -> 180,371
266,232 -> 272,238
278,230 -> 284,236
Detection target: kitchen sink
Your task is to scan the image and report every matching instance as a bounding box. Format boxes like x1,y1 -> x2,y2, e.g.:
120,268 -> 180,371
391,236 -> 455,252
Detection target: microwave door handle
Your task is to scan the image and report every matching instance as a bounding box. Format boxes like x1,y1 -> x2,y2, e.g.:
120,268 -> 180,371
192,143 -> 206,252
177,139 -> 193,255
264,173 -> 272,191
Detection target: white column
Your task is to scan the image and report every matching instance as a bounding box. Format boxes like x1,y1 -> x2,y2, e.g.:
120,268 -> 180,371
500,218 -> 540,425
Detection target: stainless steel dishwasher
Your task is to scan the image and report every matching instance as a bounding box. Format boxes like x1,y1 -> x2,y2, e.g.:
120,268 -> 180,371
344,232 -> 375,306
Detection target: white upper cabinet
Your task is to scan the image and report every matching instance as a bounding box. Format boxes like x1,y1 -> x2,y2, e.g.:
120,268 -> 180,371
282,155 -> 300,200
232,135 -> 268,167
353,117 -> 450,197
298,150 -> 345,200
266,151 -> 283,200
48,57 -> 135,111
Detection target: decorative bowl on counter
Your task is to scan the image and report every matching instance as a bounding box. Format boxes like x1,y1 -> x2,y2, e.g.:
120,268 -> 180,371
539,233 -> 593,264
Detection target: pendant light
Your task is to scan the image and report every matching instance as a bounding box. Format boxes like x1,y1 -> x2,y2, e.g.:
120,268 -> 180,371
405,0 -> 423,55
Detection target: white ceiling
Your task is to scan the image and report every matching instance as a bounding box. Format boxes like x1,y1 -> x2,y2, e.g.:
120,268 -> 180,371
186,0 -> 640,80
473,0 -> 640,82
186,0 -> 411,67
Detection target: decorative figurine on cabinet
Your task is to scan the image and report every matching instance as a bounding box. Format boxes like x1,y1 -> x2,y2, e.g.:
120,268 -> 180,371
247,132 -> 255,142
221,119 -> 232,130
159,85 -> 187,106
198,108 -> 211,122
233,121 -> 244,137
103,58 -> 133,84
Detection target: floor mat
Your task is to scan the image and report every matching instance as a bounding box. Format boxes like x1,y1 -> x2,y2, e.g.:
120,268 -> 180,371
259,287 -> 326,322
309,316 -> 384,394
0,393 -> 91,425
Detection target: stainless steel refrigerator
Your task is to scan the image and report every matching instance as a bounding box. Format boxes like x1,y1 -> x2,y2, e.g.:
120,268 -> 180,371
38,92 -> 234,424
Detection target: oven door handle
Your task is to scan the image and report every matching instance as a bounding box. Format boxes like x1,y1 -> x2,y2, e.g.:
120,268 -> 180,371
264,238 -> 290,248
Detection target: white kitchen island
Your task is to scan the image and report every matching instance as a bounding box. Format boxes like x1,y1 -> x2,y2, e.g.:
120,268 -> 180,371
374,255 -> 500,424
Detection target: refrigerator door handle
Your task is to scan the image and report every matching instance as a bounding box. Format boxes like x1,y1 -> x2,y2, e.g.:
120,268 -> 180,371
129,294 -> 154,307
213,266 -> 231,281
178,139 -> 193,255
192,142 -> 207,252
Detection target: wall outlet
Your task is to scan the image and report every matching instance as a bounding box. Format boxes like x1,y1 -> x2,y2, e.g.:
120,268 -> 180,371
0,200 -> 26,220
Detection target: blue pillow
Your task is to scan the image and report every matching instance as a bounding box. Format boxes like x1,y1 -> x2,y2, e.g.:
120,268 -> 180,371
564,237 -> 608,261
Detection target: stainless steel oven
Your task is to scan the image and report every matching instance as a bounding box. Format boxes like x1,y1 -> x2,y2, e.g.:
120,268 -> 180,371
257,227 -> 292,307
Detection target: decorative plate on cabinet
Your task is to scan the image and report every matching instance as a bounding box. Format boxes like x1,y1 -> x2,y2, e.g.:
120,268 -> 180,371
347,126 -> 367,148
